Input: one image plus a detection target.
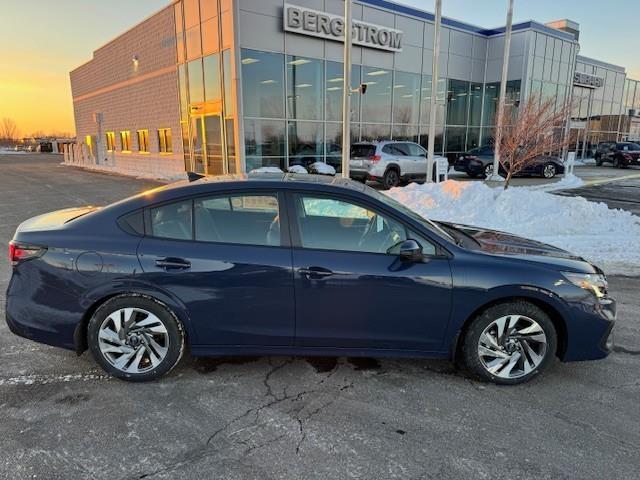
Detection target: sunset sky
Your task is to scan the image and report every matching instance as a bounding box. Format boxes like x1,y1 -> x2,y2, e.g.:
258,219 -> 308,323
1,0 -> 639,137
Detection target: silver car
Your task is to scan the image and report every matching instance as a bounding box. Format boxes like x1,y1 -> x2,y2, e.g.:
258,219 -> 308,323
349,141 -> 448,189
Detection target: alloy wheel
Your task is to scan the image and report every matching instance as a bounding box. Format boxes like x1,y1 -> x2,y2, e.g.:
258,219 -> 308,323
385,170 -> 399,188
98,307 -> 169,374
543,164 -> 556,178
477,315 -> 547,379
484,164 -> 494,177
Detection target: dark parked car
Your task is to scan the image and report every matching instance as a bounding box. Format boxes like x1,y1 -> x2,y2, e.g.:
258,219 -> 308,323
598,142 -> 640,168
6,174 -> 615,384
455,146 -> 565,179
594,142 -> 616,165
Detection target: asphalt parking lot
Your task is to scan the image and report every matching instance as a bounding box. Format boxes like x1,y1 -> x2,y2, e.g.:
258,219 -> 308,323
1,154 -> 639,480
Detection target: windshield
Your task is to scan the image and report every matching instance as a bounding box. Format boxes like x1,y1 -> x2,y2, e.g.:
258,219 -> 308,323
364,186 -> 457,244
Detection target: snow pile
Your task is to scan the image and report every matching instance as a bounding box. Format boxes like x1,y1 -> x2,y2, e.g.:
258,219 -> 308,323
386,179 -> 640,275
249,166 -> 283,174
0,149 -> 26,155
287,164 -> 308,174
310,162 -> 336,175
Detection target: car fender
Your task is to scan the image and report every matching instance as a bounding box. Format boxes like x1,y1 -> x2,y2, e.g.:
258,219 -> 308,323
446,283 -> 572,358
76,279 -> 197,348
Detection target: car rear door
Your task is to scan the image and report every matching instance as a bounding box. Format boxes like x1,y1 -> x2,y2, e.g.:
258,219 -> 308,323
287,191 -> 453,352
136,191 -> 295,347
406,142 -> 428,179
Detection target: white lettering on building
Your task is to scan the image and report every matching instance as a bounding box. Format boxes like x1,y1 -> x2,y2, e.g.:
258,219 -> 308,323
284,4 -> 403,52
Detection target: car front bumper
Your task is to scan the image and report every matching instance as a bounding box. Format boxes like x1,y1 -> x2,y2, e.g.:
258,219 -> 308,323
561,296 -> 616,362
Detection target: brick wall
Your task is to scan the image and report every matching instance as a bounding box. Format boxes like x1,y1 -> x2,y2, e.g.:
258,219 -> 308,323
70,4 -> 184,177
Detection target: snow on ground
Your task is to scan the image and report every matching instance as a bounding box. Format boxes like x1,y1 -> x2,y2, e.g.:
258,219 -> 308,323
249,166 -> 284,174
0,148 -> 26,154
386,176 -> 640,275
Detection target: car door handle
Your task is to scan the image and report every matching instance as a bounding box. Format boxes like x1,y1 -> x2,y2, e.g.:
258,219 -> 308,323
155,257 -> 191,270
299,266 -> 334,279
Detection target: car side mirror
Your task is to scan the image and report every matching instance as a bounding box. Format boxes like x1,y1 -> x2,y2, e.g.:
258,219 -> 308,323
399,239 -> 423,261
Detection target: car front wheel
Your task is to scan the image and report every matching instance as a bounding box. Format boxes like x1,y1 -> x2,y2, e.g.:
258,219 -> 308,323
542,163 -> 557,178
88,295 -> 185,381
461,301 -> 557,385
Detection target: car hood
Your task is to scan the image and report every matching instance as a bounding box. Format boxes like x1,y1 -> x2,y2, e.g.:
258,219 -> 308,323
438,222 -> 599,273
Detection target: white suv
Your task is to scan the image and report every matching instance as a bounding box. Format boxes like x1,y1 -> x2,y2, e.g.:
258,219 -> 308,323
349,141 -> 449,189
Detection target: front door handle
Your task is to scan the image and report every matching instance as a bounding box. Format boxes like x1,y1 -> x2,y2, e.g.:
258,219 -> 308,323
299,266 -> 334,279
155,257 -> 191,270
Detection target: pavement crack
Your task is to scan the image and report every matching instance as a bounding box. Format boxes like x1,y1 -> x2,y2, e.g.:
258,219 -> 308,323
613,345 -> 640,355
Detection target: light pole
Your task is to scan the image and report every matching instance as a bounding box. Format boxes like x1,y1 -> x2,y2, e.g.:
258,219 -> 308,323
426,0 -> 442,183
489,0 -> 514,182
341,0 -> 353,179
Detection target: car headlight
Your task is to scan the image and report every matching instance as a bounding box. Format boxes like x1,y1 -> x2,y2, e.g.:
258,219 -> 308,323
561,272 -> 608,298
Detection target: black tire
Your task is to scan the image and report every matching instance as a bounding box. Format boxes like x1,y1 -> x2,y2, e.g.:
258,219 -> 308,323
382,168 -> 400,189
595,158 -> 603,166
461,301 -> 557,385
88,294 -> 185,382
613,157 -> 620,168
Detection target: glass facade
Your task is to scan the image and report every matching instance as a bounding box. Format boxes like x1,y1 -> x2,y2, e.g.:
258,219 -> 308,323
240,47 -> 524,170
174,0 -> 237,175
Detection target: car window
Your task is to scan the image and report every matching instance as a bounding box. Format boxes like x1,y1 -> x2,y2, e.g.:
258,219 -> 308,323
351,144 -> 376,158
150,200 -> 192,240
479,146 -> 494,155
296,195 -> 432,255
406,143 -> 426,156
394,143 -> 412,156
195,194 -> 280,246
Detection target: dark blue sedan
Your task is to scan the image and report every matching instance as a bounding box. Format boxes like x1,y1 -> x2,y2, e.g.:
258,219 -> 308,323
6,174 -> 615,384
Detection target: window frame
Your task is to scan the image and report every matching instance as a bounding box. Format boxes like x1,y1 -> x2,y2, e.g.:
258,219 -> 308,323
137,129 -> 150,153
119,130 -> 132,153
105,132 -> 116,152
285,190 -> 444,258
143,189 -> 291,248
158,128 -> 173,154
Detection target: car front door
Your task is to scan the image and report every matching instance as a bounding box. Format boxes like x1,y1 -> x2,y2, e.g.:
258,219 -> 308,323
136,191 -> 295,347
288,192 -> 453,352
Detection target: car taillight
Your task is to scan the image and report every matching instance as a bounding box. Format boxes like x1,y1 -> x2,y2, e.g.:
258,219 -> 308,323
369,154 -> 382,162
8,241 -> 45,266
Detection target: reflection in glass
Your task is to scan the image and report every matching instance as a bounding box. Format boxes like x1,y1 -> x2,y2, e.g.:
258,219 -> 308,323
445,126 -> 466,152
187,59 -> 204,108
204,115 -> 223,174
287,56 -> 324,120
362,66 -> 392,123
469,83 -> 483,127
185,25 -> 202,61
244,119 -> 286,158
446,79 -> 470,126
201,17 -> 219,54
203,54 -> 221,106
392,125 -> 419,143
418,125 -> 444,154
393,71 -> 421,125
288,121 -> 323,168
361,123 -> 391,142
183,0 -> 200,29
326,62 -> 361,122
178,64 -> 189,121
467,127 -> 480,150
241,49 -> 284,118
420,76 -> 446,125
325,122 -> 360,172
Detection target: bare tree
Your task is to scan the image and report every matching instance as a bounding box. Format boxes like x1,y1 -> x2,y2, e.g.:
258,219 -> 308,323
0,118 -> 19,146
497,95 -> 573,189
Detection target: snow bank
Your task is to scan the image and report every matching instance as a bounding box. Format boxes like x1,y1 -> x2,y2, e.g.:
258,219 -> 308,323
287,164 -> 308,174
249,166 -> 284,174
386,179 -> 640,275
310,162 -> 336,175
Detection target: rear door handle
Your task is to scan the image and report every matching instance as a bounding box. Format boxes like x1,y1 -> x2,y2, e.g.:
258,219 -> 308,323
299,266 -> 334,279
155,257 -> 191,270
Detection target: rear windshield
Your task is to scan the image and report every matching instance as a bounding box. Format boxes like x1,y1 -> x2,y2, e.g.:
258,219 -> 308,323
350,144 -> 376,158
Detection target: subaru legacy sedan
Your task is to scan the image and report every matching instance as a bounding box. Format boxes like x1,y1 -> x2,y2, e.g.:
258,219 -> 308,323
6,174 -> 615,384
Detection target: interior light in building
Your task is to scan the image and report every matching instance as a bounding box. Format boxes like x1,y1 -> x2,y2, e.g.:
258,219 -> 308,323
367,70 -> 389,76
288,59 -> 311,66
260,79 -> 276,84
393,85 -> 406,89
363,81 -> 377,86
242,58 -> 260,65
327,87 -> 342,91
401,94 -> 414,98
295,83 -> 312,88
328,77 -> 343,83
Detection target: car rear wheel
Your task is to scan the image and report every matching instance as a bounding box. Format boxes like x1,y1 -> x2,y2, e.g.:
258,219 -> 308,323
461,301 -> 557,385
383,168 -> 400,189
542,163 -> 557,178
613,157 -> 620,168
88,295 -> 185,381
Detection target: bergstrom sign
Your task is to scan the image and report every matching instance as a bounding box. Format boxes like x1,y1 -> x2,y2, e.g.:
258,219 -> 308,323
284,4 -> 403,52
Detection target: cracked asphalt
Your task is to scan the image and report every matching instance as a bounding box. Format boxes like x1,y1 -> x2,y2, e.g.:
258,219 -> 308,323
1,154 -> 639,479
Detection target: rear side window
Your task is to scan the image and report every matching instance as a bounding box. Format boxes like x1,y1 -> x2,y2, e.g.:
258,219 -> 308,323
406,143 -> 426,156
351,144 -> 376,157
150,200 -> 192,240
195,194 -> 280,246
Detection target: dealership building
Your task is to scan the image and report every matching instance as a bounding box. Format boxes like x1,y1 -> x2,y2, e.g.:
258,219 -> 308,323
69,0 -> 640,177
